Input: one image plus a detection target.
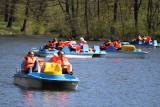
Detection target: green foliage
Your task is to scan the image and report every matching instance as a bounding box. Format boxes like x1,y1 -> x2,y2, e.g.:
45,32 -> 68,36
0,0 -> 159,40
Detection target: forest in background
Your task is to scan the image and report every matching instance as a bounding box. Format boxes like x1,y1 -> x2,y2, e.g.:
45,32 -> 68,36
0,0 -> 159,41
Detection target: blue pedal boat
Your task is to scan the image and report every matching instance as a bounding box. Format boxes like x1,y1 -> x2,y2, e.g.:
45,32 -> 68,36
33,45 -> 106,58
128,40 -> 160,47
13,63 -> 79,90
104,45 -> 149,58
33,48 -> 59,57
62,45 -> 106,58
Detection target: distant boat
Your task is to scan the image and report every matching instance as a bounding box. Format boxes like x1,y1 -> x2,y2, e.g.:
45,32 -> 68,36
32,45 -> 106,58
33,48 -> 59,57
13,62 -> 79,90
124,40 -> 160,47
103,45 -> 149,58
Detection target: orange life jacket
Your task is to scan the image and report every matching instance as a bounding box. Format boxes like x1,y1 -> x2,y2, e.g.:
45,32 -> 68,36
114,41 -> 122,49
101,41 -> 113,49
52,54 -> 69,69
58,41 -> 66,48
24,56 -> 37,69
113,41 -> 119,49
118,41 -> 122,49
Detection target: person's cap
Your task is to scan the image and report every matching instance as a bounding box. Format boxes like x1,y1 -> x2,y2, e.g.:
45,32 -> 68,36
80,37 -> 84,41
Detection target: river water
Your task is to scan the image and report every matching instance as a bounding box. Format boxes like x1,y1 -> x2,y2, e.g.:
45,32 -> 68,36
0,35 -> 160,107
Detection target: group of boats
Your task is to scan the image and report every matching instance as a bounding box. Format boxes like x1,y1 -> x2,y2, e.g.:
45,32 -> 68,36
33,44 -> 150,59
13,38 -> 159,90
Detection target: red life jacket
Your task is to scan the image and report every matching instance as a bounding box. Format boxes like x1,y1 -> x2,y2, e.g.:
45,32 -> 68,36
145,36 -> 152,43
101,41 -> 113,49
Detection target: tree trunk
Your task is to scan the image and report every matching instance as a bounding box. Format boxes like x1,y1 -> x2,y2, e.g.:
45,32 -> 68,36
97,0 -> 100,21
66,0 -> 69,16
70,0 -> 77,38
4,0 -> 9,22
114,0 -> 118,22
85,0 -> 89,37
76,0 -> 79,17
134,0 -> 138,27
147,0 -> 153,33
7,0 -> 16,28
21,0 -> 30,31
134,0 -> 142,27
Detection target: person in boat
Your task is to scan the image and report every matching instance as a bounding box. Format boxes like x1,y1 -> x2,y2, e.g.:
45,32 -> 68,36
68,38 -> 80,51
55,40 -> 66,50
142,36 -> 147,43
48,50 -> 73,75
100,39 -> 113,50
130,36 -> 144,44
21,50 -> 45,74
113,39 -> 122,50
144,35 -> 152,43
79,37 -> 87,49
42,44 -> 50,49
51,38 -> 58,48
138,36 -> 143,41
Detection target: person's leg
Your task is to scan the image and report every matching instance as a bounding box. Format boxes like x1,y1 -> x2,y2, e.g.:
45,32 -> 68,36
22,68 -> 31,74
32,60 -> 39,72
67,64 -> 73,75
62,69 -> 68,74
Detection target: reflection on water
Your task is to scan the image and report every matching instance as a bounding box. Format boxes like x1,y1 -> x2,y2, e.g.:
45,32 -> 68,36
23,90 -> 33,106
0,35 -> 160,107
21,89 -> 69,107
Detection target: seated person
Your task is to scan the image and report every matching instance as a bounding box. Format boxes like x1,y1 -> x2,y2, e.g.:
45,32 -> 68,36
21,50 -> 45,74
113,39 -> 122,50
137,36 -> 143,41
100,39 -> 113,50
55,40 -> 66,50
145,36 -> 152,43
48,50 -> 73,75
80,37 -> 87,49
51,38 -> 58,48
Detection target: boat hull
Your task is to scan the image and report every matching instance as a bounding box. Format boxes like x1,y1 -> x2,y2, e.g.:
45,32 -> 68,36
92,53 -> 106,58
105,52 -> 149,58
37,53 -> 93,58
13,73 -> 79,90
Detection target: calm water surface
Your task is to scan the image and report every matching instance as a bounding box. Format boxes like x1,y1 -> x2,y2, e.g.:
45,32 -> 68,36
0,35 -> 160,107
